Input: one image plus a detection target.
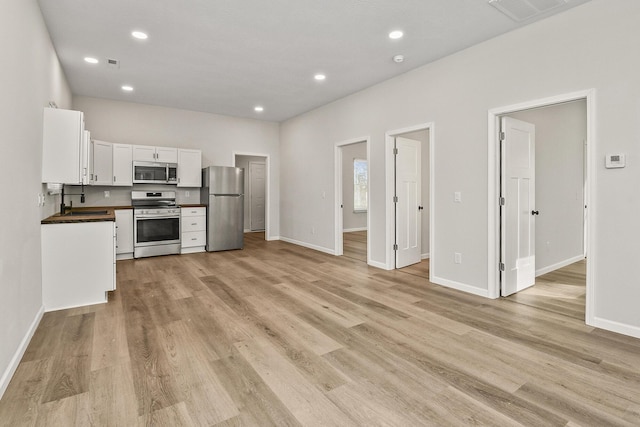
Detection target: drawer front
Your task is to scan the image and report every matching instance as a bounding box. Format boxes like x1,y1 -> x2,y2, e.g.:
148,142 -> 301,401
182,231 -> 206,248
181,215 -> 206,232
182,207 -> 205,217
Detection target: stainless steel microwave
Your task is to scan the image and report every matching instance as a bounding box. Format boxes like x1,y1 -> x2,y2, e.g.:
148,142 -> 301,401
133,161 -> 178,184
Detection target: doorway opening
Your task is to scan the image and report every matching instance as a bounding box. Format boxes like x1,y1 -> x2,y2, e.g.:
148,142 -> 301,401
234,153 -> 269,240
488,90 -> 595,324
334,137 -> 370,263
385,123 -> 433,274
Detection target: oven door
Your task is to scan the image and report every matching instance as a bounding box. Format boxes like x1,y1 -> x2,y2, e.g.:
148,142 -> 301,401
134,214 -> 181,247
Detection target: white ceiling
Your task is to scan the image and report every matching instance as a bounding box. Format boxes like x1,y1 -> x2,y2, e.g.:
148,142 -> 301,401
37,0 -> 590,122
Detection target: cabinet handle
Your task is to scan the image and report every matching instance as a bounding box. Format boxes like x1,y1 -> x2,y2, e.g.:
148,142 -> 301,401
191,238 -> 197,240
114,176 -> 116,182
191,223 -> 197,225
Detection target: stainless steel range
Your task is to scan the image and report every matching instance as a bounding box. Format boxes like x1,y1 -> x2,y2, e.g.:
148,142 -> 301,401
132,191 -> 181,258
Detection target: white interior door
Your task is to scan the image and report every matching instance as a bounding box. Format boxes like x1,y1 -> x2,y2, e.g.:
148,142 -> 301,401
249,162 -> 266,231
501,117 -> 536,296
395,136 -> 421,268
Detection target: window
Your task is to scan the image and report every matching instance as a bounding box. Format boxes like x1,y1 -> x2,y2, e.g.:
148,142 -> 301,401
353,158 -> 368,213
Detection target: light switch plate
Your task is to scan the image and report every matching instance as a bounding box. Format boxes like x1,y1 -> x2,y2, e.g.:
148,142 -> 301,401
605,154 -> 626,168
454,191 -> 461,202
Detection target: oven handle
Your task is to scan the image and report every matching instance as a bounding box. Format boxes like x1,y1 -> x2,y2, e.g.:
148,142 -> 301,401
135,215 -> 180,220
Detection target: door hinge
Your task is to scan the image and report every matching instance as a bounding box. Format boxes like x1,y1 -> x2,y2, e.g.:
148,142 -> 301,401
393,196 -> 398,203
393,148 -> 398,155
499,131 -> 506,141
499,262 -> 505,272
499,197 -> 505,206
393,244 -> 398,251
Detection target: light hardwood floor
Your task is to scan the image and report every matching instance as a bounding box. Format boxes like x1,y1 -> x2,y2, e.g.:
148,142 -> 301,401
1,235 -> 639,426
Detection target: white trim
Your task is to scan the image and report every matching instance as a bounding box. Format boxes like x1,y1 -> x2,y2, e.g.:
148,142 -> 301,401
487,89 -> 596,321
232,152 -> 271,241
590,317 -> 640,340
385,122 -> 435,277
266,235 -> 280,241
334,137 -> 370,261
421,253 -> 430,260
368,259 -> 391,270
0,305 -> 44,399
535,255 -> 585,277
279,236 -> 335,255
343,227 -> 367,232
431,276 -> 490,298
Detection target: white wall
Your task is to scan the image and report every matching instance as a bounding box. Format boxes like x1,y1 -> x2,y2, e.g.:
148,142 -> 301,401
341,142 -> 367,231
280,0 -> 640,336
0,0 -> 72,397
508,101 -> 586,274
72,96 -> 281,239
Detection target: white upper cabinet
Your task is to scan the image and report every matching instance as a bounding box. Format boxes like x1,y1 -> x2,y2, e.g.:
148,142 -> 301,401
177,149 -> 202,187
81,130 -> 91,185
92,140 -> 113,186
157,147 -> 178,163
112,143 -> 133,186
133,145 -> 177,163
42,108 -> 85,184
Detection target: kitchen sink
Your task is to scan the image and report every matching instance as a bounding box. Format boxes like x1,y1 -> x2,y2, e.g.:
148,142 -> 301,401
66,210 -> 109,216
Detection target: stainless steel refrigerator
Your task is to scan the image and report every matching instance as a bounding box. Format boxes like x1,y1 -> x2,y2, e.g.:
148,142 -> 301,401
201,166 -> 244,251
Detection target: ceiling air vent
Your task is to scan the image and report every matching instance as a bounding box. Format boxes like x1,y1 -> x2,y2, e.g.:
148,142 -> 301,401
488,0 -> 569,22
107,58 -> 120,69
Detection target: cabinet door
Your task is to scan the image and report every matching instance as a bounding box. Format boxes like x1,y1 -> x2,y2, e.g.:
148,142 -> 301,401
112,143 -> 133,186
177,149 -> 202,187
92,140 -> 113,185
132,145 -> 157,162
81,130 -> 91,185
115,209 -> 134,254
156,147 -> 178,163
42,108 -> 84,184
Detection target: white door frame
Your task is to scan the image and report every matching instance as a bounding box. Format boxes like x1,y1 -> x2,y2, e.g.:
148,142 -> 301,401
385,122 -> 434,274
487,89 -> 595,325
334,137 -> 370,262
233,152 -> 272,240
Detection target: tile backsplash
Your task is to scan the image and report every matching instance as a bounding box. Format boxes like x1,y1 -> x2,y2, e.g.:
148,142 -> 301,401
58,184 -> 201,208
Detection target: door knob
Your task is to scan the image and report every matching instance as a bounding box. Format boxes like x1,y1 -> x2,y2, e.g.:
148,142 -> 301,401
418,206 -> 424,210
531,210 -> 539,215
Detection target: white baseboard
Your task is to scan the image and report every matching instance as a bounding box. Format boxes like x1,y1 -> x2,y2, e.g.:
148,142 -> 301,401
421,253 -> 430,260
279,237 -> 335,255
430,276 -> 491,298
343,227 -> 367,233
266,235 -> 280,242
0,305 -> 44,399
367,259 -> 390,270
535,254 -> 585,277
589,316 -> 640,340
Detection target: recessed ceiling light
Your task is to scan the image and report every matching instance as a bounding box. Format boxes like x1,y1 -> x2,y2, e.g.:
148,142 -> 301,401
314,74 -> 326,81
393,55 -> 404,63
131,31 -> 148,40
84,57 -> 98,64
389,30 -> 404,40
254,106 -> 264,112
121,85 -> 134,92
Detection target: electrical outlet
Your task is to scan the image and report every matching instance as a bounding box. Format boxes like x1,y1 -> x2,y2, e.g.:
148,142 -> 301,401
454,192 -> 462,203
454,252 -> 462,264
185,191 -> 190,197
104,191 -> 110,198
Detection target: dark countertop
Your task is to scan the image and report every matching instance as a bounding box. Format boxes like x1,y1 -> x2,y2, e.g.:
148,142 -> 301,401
41,204 -> 206,224
41,207 -> 116,224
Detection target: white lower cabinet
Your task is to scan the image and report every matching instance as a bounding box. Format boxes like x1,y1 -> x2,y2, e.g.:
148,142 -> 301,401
181,207 -> 206,254
115,209 -> 134,260
41,221 -> 115,311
